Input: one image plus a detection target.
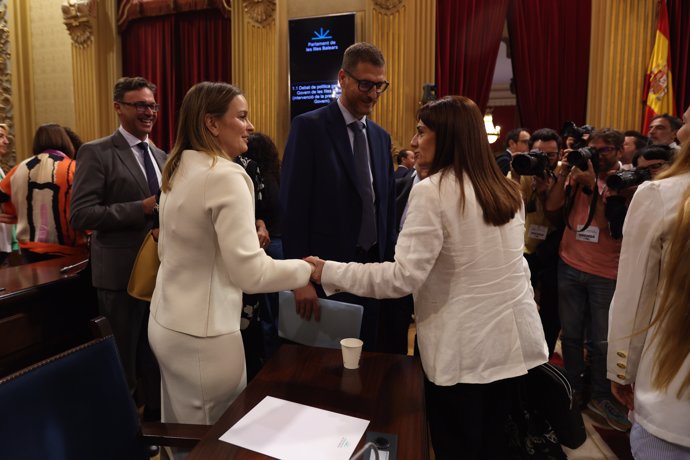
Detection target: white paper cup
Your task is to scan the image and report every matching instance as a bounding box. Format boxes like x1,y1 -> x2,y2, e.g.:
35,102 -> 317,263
340,338 -> 363,369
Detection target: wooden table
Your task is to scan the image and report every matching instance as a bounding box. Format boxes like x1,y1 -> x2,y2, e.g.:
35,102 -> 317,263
188,344 -> 429,459
0,253 -> 97,376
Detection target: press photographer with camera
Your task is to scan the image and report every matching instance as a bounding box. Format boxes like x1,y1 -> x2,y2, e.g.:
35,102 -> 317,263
545,128 -> 632,431
510,128 -> 564,356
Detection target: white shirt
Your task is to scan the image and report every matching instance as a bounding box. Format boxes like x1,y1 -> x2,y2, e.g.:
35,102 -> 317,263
118,126 -> 162,186
608,172 -> 690,447
322,171 -> 548,385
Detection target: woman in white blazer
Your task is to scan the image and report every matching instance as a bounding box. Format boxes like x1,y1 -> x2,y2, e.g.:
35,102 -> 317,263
608,107 -> 690,457
309,96 -> 548,460
148,83 -> 313,455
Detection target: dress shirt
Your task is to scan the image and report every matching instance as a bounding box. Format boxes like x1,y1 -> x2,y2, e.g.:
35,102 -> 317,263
118,126 -> 161,187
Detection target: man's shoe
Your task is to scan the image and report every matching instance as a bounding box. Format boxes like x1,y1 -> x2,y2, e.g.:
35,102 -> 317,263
587,398 -> 632,432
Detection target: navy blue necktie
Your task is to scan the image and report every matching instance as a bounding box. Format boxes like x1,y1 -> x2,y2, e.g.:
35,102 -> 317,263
138,141 -> 159,196
348,121 -> 377,250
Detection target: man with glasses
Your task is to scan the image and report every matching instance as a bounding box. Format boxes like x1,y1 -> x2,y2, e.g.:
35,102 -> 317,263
71,76 -> 166,424
496,127 -> 530,176
633,144 -> 673,179
545,128 -> 631,432
281,43 -> 404,353
511,128 -> 564,358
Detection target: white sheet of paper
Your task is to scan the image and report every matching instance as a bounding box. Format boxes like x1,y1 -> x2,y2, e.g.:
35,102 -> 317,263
219,396 -> 370,460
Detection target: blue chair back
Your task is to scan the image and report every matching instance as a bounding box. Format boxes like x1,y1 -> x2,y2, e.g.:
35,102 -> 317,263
0,335 -> 149,460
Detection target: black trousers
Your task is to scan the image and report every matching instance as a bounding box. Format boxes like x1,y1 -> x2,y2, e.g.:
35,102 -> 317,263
97,289 -> 161,421
424,374 -> 520,460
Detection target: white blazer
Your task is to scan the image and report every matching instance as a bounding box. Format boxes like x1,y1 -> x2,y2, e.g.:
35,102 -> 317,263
322,171 -> 548,385
151,150 -> 311,337
608,173 -> 690,447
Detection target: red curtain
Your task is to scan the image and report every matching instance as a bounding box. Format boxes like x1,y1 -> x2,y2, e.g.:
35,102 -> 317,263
668,0 -> 690,114
507,0 -> 591,132
436,0 -> 511,113
121,10 -> 232,151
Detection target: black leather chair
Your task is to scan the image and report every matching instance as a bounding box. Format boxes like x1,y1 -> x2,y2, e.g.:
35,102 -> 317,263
0,317 -> 207,460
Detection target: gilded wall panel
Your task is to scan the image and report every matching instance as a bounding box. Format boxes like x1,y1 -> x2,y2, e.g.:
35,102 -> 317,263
30,0 -> 75,130
587,0 -> 656,131
369,0 -> 435,152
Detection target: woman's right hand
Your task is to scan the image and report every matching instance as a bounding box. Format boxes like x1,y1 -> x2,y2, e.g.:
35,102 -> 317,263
611,381 -> 634,411
305,256 -> 324,284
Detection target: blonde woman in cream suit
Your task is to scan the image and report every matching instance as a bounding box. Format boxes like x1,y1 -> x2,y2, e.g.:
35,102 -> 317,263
148,83 -> 313,454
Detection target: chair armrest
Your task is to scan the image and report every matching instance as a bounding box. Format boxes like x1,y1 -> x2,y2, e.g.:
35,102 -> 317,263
141,422 -> 210,449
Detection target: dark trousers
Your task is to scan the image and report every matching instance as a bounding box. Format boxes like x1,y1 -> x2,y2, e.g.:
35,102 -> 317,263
97,288 -> 161,421
524,251 -> 560,356
424,375 -> 519,460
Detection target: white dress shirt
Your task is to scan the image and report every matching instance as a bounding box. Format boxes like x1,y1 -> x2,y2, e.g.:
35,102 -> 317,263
322,170 -> 548,385
608,172 -> 690,447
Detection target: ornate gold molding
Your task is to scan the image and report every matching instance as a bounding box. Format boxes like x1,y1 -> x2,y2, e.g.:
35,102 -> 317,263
0,1 -> 13,165
61,0 -> 96,49
372,0 -> 404,15
243,0 -> 275,27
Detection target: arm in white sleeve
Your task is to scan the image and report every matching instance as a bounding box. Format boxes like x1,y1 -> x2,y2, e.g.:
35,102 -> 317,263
607,182 -> 664,384
321,179 -> 443,299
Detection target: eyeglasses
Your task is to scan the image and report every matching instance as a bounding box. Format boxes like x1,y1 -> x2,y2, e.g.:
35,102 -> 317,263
639,162 -> 666,172
118,101 -> 160,113
344,69 -> 390,94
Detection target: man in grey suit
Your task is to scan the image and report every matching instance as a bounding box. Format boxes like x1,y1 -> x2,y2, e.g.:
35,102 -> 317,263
70,77 -> 166,421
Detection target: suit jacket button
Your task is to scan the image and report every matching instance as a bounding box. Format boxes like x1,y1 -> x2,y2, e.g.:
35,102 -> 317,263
617,351 -> 627,358
617,363 -> 626,369
617,374 -> 626,380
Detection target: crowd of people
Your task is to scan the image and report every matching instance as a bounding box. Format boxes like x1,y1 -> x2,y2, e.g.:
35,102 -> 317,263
0,40 -> 688,459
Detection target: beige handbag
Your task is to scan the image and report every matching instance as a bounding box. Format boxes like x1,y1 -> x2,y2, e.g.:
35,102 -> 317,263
127,230 -> 160,301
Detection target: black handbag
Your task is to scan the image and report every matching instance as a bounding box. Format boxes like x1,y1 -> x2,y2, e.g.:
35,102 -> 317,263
525,362 -> 587,449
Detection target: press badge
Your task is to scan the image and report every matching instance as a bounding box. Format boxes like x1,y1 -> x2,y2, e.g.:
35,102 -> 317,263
528,224 -> 548,240
575,225 -> 600,243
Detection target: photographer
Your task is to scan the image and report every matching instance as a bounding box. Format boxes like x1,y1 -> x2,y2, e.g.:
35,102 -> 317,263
511,128 -> 563,356
605,145 -> 674,240
545,128 -> 631,431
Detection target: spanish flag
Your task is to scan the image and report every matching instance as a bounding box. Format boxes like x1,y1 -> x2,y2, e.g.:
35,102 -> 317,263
642,0 -> 675,134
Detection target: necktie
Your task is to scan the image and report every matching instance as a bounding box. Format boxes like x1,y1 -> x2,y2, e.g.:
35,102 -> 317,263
348,121 -> 377,250
138,141 -> 159,196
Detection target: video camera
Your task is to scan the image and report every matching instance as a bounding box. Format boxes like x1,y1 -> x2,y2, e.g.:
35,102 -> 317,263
605,168 -> 651,191
512,149 -> 551,178
566,147 -> 599,172
561,121 -> 593,150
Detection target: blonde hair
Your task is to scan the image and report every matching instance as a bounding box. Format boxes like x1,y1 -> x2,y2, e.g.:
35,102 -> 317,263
162,82 -> 242,192
650,184 -> 690,399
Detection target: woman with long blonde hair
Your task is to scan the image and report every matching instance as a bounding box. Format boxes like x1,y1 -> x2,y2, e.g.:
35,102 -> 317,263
608,104 -> 690,457
148,82 -> 313,459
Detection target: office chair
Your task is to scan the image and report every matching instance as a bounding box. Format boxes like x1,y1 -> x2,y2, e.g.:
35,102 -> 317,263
0,317 -> 207,460
278,291 -> 364,349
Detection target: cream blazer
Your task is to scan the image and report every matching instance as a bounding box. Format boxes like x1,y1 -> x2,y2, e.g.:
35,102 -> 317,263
608,173 -> 690,447
322,171 -> 548,385
150,150 -> 311,337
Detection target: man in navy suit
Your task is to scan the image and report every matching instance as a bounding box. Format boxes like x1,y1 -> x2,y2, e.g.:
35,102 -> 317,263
281,42 -> 403,352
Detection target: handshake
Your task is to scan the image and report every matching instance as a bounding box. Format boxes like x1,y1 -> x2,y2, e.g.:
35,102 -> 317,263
304,256 -> 325,284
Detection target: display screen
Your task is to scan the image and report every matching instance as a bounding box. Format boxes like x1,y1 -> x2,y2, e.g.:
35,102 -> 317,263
288,13 -> 355,119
